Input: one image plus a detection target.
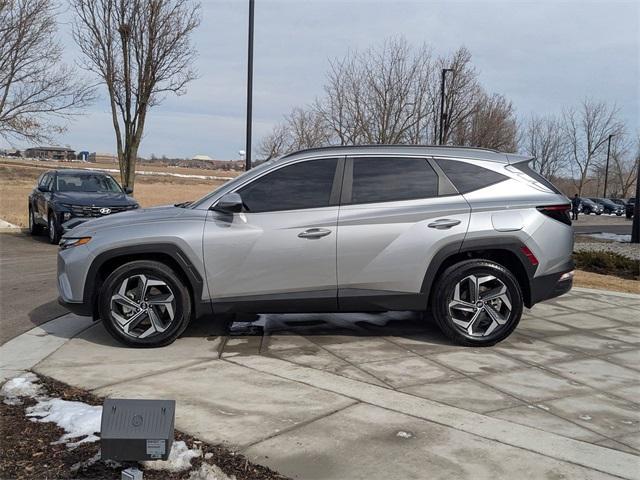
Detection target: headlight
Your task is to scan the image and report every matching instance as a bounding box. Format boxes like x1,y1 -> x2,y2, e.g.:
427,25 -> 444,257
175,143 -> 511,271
59,237 -> 92,250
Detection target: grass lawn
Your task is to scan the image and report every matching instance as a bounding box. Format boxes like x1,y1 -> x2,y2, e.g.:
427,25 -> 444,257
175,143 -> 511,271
0,161 -> 230,227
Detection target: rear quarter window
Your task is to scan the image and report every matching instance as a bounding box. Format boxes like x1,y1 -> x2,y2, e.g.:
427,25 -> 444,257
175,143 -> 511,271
435,159 -> 508,194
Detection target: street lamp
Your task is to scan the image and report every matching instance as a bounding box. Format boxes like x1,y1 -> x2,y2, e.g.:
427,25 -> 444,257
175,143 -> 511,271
602,134 -> 615,198
244,0 -> 255,171
438,68 -> 453,145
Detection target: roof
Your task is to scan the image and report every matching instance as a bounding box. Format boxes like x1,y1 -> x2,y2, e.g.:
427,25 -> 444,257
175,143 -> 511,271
281,145 -> 532,164
26,146 -> 75,152
53,169 -> 113,176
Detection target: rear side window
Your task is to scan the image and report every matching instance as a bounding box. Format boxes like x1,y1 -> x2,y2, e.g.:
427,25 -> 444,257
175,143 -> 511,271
435,159 -> 508,194
239,158 -> 337,212
350,157 -> 438,204
512,161 -> 562,194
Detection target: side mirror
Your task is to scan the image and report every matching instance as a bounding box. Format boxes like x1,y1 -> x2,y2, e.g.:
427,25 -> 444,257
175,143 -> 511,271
124,187 -> 133,194
37,185 -> 49,193
212,192 -> 243,214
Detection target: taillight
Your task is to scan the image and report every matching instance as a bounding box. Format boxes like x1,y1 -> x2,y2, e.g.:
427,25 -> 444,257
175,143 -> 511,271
537,204 -> 571,226
521,246 -> 539,266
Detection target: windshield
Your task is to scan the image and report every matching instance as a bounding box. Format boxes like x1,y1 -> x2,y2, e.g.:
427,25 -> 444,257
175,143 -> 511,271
190,159 -> 279,208
56,174 -> 123,193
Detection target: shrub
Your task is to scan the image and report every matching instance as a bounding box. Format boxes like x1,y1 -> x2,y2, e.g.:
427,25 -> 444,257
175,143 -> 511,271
573,251 -> 639,280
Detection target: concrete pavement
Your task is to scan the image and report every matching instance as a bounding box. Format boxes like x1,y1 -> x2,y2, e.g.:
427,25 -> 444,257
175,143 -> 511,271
2,288 -> 637,479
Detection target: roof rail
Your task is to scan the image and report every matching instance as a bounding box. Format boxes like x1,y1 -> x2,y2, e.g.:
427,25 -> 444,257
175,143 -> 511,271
280,144 -> 502,159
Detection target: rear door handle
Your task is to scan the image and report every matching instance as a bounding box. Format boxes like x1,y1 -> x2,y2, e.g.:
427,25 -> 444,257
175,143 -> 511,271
428,219 -> 461,229
298,228 -> 332,239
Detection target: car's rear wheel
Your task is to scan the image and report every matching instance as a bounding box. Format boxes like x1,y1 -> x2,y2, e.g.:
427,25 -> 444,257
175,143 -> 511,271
29,205 -> 43,235
430,259 -> 523,347
48,212 -> 61,244
99,260 -> 192,347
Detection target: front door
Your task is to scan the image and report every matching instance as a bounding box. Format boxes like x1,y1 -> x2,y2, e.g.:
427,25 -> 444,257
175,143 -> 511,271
203,157 -> 342,312
337,156 -> 471,310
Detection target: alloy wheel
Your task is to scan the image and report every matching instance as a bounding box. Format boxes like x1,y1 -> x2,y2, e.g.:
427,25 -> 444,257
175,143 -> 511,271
448,274 -> 512,337
110,274 -> 176,339
48,216 -> 55,242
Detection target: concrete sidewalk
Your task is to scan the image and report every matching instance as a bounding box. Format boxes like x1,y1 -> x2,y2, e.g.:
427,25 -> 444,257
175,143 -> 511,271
2,287 -> 639,479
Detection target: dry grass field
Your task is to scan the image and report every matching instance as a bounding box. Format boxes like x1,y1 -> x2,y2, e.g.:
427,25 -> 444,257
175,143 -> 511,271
0,160 -> 232,227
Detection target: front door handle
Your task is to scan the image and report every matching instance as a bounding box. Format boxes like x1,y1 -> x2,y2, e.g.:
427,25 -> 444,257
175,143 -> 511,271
298,228 -> 332,239
428,219 -> 461,230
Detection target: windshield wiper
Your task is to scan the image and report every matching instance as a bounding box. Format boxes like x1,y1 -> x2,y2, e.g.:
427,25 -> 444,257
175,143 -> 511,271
174,201 -> 192,208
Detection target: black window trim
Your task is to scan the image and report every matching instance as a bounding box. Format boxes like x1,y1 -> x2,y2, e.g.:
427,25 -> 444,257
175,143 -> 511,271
230,156 -> 345,214
341,155 -> 449,206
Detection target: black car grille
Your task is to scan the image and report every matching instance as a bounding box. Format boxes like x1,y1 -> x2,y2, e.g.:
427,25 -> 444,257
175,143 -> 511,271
60,204 -> 137,217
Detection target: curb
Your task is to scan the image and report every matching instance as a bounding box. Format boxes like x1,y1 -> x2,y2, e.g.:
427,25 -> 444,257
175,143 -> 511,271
0,314 -> 93,383
572,286 -> 640,299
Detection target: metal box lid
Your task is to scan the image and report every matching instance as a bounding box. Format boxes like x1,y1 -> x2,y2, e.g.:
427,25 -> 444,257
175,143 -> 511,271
101,398 -> 175,440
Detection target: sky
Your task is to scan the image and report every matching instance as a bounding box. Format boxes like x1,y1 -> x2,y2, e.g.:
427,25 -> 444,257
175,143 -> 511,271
4,0 -> 639,159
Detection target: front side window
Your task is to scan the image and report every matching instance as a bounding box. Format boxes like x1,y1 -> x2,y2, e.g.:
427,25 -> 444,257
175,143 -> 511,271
350,157 -> 438,204
238,158 -> 338,213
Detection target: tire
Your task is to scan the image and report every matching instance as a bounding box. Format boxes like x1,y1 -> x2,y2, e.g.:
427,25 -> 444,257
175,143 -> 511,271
616,213 -> 622,216
430,259 -> 523,347
627,213 -> 632,219
47,212 -> 61,244
99,260 -> 192,347
28,205 -> 43,235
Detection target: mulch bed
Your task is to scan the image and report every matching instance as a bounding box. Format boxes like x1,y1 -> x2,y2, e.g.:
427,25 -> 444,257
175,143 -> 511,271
1,374 -> 290,480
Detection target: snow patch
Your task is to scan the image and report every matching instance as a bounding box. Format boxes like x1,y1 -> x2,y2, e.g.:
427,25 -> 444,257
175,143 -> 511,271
1,372 -> 43,405
143,440 -> 202,472
188,462 -> 235,480
587,233 -> 632,242
26,398 -> 102,447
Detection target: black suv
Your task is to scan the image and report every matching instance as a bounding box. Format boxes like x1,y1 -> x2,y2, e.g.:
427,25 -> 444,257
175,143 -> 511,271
28,169 -> 138,244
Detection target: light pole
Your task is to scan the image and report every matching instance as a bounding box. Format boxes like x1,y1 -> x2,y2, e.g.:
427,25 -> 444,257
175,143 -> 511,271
632,161 -> 640,244
603,134 -> 615,198
244,0 -> 255,171
438,68 -> 453,145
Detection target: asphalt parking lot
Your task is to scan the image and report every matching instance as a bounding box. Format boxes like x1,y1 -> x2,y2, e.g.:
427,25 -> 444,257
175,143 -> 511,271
0,233 -> 66,344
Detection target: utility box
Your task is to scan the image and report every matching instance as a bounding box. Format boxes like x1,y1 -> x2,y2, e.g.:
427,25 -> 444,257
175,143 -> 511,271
101,399 -> 175,461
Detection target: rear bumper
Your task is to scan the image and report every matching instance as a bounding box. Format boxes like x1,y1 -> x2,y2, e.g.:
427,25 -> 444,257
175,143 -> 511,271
529,260 -> 574,306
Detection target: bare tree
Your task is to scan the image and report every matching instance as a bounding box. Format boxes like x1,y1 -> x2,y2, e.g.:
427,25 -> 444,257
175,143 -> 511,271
0,0 -> 93,143
608,133 -> 639,198
72,0 -> 200,190
563,99 -> 623,195
451,92 -> 517,151
521,114 -> 567,178
435,47 -> 483,146
259,38 -> 519,160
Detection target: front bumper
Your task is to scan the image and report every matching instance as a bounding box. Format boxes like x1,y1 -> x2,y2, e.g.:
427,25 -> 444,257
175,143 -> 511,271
58,296 -> 92,316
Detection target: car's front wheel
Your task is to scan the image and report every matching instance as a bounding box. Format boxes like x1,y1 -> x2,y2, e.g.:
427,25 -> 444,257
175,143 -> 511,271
430,259 -> 523,347
29,205 -> 43,235
99,260 -> 192,347
48,212 -> 61,244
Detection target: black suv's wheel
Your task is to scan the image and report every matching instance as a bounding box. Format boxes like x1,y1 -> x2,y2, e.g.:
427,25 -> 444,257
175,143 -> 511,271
430,259 -> 523,347
28,205 -> 43,235
47,212 -> 61,244
99,260 -> 192,347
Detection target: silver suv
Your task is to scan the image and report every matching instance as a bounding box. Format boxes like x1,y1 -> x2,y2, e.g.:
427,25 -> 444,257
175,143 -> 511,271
57,146 -> 574,348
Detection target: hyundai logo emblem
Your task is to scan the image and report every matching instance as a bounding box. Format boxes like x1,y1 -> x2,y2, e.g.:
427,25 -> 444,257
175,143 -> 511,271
99,207 -> 112,215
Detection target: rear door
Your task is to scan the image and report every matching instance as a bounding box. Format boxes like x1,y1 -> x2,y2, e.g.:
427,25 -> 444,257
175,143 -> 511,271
203,157 -> 343,311
337,156 -> 470,310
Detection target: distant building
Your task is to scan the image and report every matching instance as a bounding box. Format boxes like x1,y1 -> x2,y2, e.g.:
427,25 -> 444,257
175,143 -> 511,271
24,146 -> 75,161
88,152 -> 118,163
192,154 -> 213,161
